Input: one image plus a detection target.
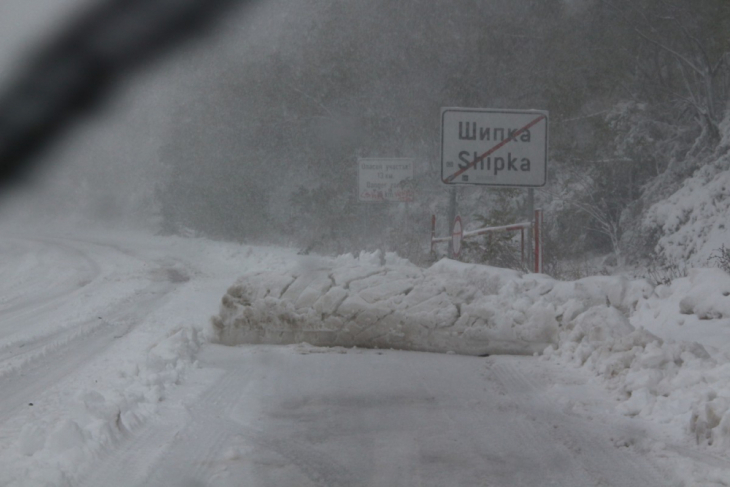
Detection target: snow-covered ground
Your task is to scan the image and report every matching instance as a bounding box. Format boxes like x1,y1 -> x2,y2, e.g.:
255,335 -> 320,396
1,228 -> 729,486
0,228 -> 295,486
642,113 -> 730,267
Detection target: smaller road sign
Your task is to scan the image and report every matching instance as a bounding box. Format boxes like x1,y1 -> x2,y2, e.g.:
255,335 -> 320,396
358,158 -> 414,202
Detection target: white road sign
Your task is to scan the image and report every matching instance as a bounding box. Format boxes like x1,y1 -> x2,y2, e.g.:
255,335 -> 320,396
358,158 -> 414,202
441,108 -> 548,187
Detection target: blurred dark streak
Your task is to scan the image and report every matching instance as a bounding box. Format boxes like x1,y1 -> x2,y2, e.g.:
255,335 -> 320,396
0,0 -> 255,189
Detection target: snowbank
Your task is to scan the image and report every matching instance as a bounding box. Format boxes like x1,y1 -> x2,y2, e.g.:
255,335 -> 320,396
211,253 -> 561,355
545,306 -> 730,449
7,325 -> 205,487
211,252 -> 655,356
546,267 -> 730,452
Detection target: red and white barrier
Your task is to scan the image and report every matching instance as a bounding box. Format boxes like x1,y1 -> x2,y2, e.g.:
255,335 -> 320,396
431,211 -> 544,273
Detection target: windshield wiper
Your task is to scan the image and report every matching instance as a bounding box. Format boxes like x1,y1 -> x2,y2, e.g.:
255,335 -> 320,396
0,0 -> 256,188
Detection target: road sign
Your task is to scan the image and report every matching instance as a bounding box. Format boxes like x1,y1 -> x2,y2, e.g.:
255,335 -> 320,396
358,158 -> 414,202
452,215 -> 463,258
441,108 -> 548,187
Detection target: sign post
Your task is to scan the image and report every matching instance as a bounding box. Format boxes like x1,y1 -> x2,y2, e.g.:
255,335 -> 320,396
441,107 -> 548,270
534,209 -> 543,273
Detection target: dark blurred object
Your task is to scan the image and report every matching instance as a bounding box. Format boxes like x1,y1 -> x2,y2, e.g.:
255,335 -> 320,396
0,0 -> 253,187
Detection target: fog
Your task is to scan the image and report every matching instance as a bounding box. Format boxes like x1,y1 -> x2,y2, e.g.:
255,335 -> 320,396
0,0 -> 727,272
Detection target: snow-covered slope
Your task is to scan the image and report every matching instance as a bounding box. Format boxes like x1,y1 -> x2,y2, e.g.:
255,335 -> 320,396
643,117 -> 730,265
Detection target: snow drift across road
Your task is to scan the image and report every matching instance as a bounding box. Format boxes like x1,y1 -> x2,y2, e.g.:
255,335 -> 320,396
212,252 -> 560,355
211,251 -> 648,356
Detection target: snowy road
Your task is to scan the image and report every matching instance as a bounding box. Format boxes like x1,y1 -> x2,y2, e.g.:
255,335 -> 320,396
0,231 -> 699,486
0,230 -> 288,486
0,235 -> 180,422
80,345 -> 673,487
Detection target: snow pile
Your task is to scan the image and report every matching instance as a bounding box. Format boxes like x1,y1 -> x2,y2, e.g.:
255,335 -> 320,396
211,252 -> 654,356
546,267 -> 730,450
632,267 -> 730,351
212,252 -> 561,355
7,326 -> 204,487
545,310 -> 730,448
676,268 -> 730,320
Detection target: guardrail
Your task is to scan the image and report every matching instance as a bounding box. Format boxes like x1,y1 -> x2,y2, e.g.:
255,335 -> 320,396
431,210 -> 543,273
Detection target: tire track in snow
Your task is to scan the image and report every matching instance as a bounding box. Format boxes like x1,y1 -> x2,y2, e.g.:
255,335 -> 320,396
81,347 -> 680,487
0,318 -> 102,366
0,279 -> 176,424
141,369 -> 248,487
0,234 -> 191,430
77,363 -> 244,487
82,352 -> 357,487
488,357 -> 671,486
240,425 -> 358,487
0,237 -> 102,342
141,364 -> 358,487
405,356 -> 585,487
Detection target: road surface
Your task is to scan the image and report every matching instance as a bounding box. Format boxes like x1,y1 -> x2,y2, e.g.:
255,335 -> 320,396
81,345 -> 674,486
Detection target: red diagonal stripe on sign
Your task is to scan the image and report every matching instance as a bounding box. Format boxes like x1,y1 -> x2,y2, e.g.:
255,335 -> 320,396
444,115 -> 546,183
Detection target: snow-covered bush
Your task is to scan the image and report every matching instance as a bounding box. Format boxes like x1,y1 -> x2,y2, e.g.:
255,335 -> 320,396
710,245 -> 730,274
643,259 -> 688,287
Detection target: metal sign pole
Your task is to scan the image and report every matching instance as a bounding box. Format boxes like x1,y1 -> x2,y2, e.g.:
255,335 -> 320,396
534,208 -> 543,273
527,188 -> 534,271
431,215 -> 436,254
448,187 -> 457,258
